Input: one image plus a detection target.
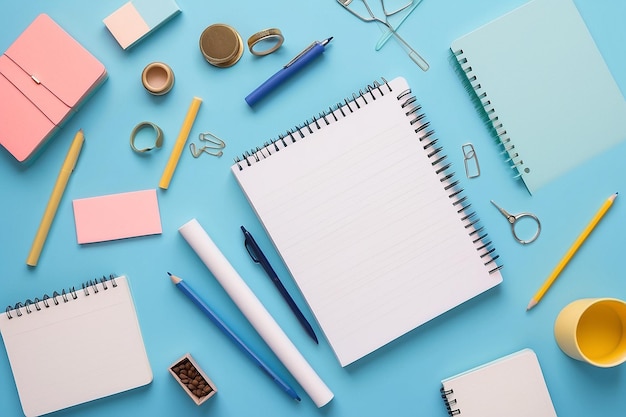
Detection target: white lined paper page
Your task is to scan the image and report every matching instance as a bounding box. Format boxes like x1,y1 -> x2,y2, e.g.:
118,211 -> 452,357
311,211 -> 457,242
232,77 -> 502,366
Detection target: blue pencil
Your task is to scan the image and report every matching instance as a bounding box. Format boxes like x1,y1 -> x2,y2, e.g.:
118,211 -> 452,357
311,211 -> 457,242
167,272 -> 300,401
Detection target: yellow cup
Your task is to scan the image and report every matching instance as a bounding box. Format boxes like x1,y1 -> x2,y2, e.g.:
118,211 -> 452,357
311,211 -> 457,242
554,298 -> 626,367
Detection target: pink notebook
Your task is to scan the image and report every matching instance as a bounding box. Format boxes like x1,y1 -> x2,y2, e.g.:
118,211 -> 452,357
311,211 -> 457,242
0,14 -> 107,162
72,189 -> 162,244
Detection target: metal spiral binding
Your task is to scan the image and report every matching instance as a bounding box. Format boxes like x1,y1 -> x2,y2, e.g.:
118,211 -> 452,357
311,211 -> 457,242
440,387 -> 461,416
233,78 -> 392,171
4,275 -> 118,319
452,48 -> 526,179
400,82 -> 503,274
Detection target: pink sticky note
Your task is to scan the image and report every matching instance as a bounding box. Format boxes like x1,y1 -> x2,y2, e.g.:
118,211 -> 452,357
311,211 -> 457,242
73,189 -> 162,244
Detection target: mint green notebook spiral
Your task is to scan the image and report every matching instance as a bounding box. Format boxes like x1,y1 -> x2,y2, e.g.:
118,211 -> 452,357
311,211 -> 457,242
451,0 -> 626,194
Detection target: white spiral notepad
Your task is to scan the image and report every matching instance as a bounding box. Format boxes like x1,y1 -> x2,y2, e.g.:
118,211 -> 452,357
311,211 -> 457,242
231,76 -> 503,367
440,349 -> 558,416
0,275 -> 152,417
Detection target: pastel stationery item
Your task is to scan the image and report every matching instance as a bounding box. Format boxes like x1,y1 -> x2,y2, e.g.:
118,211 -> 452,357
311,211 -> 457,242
103,0 -> 181,50
0,14 -> 107,162
451,0 -> 626,194
168,273 -> 300,402
375,0 -> 422,51
0,276 -> 152,417
179,218 -> 334,408
159,97 -> 202,189
231,77 -> 503,367
27,130 -> 84,266
440,349 -> 557,417
141,62 -> 175,95
554,298 -> 626,368
72,189 -> 162,244
527,193 -> 617,310
245,38 -> 333,106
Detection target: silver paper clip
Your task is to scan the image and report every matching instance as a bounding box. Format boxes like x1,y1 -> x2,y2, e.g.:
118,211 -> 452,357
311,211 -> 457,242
462,143 -> 480,178
190,132 -> 226,158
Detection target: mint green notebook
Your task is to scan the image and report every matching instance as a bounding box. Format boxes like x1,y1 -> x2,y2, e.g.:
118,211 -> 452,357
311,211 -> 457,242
451,0 -> 626,194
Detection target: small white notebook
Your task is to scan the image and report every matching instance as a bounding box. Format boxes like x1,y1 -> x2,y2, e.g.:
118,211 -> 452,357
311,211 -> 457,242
440,349 -> 558,417
451,0 -> 626,194
231,76 -> 503,366
0,275 -> 152,417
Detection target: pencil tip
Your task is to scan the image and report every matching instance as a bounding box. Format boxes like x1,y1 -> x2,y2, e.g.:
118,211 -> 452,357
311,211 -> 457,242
168,273 -> 181,284
526,300 -> 537,311
167,272 -> 172,276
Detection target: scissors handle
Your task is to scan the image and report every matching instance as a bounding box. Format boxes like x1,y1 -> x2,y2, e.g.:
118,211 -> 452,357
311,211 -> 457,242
510,213 -> 541,245
491,200 -> 541,244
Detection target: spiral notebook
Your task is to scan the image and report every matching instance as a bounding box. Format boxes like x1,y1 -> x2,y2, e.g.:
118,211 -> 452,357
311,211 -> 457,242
451,0 -> 626,194
440,349 -> 557,416
0,275 -> 152,417
231,76 -> 503,367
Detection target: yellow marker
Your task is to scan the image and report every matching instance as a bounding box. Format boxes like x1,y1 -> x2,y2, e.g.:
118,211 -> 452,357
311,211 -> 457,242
527,193 -> 618,311
27,130 -> 85,266
159,96 -> 202,189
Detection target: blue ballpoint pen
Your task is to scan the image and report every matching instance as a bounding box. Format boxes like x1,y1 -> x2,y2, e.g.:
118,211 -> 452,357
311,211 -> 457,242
167,272 -> 301,401
241,226 -> 319,344
245,37 -> 333,106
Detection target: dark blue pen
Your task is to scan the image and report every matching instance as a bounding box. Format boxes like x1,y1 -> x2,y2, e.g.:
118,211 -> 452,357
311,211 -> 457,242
241,226 -> 319,344
245,37 -> 333,106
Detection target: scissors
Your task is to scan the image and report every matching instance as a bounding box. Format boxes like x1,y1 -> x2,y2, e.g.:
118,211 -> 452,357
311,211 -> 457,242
491,200 -> 541,245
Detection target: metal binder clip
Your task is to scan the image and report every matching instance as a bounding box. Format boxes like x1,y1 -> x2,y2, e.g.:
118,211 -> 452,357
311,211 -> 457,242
189,132 -> 226,158
491,200 -> 541,245
462,143 -> 480,178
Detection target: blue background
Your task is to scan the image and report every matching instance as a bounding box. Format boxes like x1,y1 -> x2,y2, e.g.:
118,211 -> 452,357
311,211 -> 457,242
1,0 -> 626,416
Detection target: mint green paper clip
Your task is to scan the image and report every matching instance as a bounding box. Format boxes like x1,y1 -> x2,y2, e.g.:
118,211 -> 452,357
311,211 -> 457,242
337,0 -> 428,70
375,0 -> 422,51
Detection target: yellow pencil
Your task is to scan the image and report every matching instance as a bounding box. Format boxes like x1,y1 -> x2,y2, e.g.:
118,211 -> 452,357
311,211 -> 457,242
26,129 -> 85,266
159,96 -> 202,190
526,192 -> 618,311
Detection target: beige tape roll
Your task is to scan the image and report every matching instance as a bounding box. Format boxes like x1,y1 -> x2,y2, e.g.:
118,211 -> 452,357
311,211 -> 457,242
130,122 -> 164,153
247,28 -> 284,56
141,62 -> 174,95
